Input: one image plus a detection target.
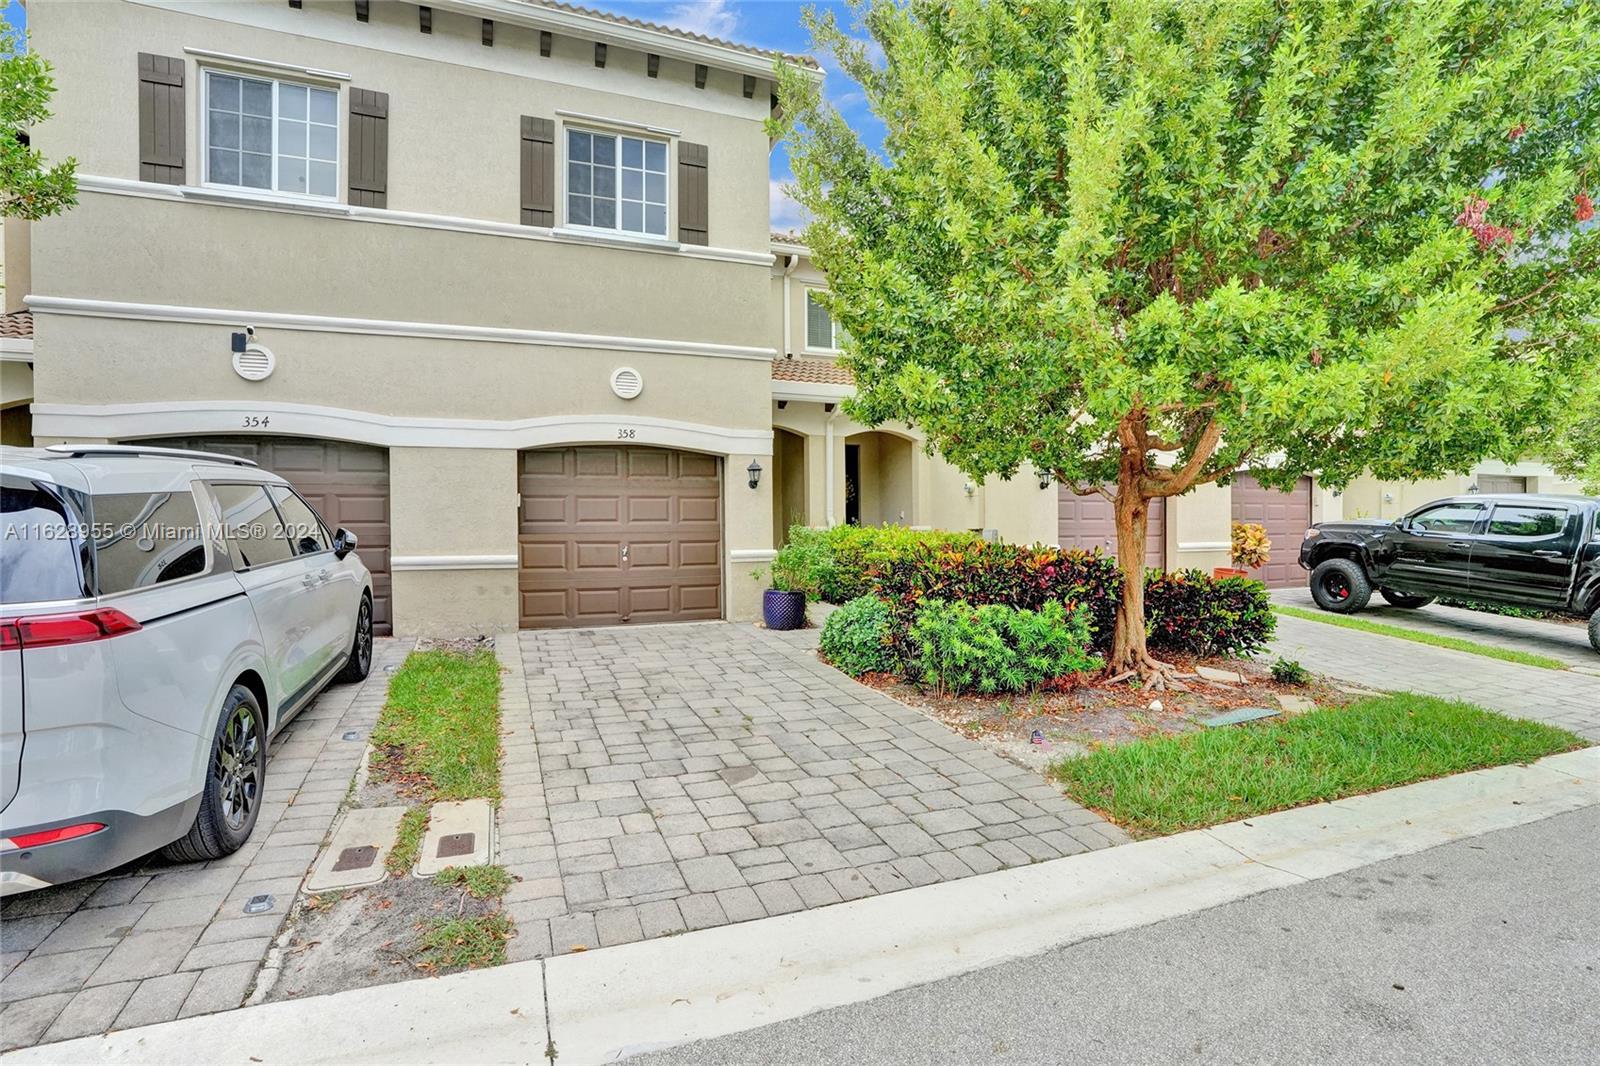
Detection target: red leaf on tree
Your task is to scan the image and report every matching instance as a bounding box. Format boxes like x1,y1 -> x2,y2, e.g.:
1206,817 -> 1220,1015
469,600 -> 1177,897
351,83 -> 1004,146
1577,192 -> 1596,223
1508,123 -> 1527,140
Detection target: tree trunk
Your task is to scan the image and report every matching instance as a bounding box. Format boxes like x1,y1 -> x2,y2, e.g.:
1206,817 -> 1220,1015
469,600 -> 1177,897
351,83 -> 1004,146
1106,457 -> 1158,677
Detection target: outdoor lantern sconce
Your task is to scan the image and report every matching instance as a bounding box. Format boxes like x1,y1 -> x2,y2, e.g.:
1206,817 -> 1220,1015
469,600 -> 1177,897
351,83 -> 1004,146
1038,470 -> 1054,490
747,460 -> 763,490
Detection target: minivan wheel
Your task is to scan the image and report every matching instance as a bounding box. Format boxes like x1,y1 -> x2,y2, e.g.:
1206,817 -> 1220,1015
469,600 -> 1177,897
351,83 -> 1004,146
335,595 -> 373,684
162,685 -> 265,863
1309,558 -> 1372,613
1589,609 -> 1599,655
1380,588 -> 1434,609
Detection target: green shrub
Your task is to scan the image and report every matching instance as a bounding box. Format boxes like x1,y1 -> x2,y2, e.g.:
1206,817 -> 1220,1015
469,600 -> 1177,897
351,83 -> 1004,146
911,599 -> 1102,695
1270,657 -> 1310,685
1144,571 -> 1276,658
775,525 -> 986,603
818,595 -> 896,677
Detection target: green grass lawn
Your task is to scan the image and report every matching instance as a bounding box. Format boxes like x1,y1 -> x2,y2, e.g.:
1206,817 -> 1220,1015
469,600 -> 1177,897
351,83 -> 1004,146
1050,693 -> 1582,837
371,648 -> 503,801
1273,604 -> 1569,671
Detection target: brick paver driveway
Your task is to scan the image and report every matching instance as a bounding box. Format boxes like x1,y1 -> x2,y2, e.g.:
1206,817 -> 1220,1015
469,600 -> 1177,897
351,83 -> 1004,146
0,640 -> 408,1051
495,623 -> 1127,958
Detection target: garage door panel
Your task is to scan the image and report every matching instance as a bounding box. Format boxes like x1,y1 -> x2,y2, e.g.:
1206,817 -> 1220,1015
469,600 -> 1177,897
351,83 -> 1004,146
518,446 -> 723,628
140,435 -> 391,634
1231,474 -> 1311,588
1057,486 -> 1165,566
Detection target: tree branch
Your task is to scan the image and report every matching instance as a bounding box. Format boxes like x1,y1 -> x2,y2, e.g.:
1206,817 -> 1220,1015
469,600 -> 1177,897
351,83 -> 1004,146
1141,418 -> 1222,497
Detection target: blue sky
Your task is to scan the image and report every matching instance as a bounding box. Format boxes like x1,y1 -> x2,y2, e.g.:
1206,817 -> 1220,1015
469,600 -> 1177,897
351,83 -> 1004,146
2,0 -> 873,231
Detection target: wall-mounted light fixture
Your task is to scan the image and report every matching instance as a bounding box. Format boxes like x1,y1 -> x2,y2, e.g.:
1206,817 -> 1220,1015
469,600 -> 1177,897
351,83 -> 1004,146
962,481 -> 975,497
1038,469 -> 1054,490
747,460 -> 763,490
1466,482 -> 1481,494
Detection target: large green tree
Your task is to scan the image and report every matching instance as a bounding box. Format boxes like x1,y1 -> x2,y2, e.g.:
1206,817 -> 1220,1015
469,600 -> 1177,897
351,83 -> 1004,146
1550,374 -> 1600,494
777,0 -> 1599,679
1,10 -> 77,220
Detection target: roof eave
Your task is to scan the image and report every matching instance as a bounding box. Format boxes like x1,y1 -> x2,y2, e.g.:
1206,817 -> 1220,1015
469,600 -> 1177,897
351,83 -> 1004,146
434,1 -> 824,82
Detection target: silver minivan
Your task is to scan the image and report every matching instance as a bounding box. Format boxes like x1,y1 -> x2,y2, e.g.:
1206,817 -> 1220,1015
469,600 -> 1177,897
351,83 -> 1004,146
0,444 -> 374,894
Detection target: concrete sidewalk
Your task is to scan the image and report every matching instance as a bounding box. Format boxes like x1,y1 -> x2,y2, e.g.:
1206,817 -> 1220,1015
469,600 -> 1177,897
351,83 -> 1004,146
12,746 -> 1594,1065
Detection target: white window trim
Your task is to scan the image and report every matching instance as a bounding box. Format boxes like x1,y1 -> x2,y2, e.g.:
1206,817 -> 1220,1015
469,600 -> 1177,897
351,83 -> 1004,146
560,123 -> 675,242
804,287 -> 839,354
199,67 -> 342,204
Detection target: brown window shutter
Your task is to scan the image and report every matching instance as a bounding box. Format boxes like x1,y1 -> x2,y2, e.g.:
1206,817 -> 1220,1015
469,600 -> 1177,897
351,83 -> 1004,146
677,141 -> 708,245
137,53 -> 185,184
348,88 -> 389,208
520,116 -> 555,226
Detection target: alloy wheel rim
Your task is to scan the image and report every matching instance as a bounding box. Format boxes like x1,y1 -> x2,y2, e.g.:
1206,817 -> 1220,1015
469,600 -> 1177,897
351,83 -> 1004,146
1322,573 -> 1351,601
357,602 -> 373,671
216,704 -> 260,831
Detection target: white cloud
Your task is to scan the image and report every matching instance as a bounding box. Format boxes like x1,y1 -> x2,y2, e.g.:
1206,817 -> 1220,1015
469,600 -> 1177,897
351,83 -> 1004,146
666,0 -> 739,41
770,179 -> 811,233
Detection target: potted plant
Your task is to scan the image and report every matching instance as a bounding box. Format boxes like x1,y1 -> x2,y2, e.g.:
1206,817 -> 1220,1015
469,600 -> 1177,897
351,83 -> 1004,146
757,547 -> 809,630
1217,521 -> 1271,579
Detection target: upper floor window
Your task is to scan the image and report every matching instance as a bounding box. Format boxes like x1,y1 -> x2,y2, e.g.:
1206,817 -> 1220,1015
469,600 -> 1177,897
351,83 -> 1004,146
205,70 -> 338,199
806,290 -> 846,351
567,128 -> 668,237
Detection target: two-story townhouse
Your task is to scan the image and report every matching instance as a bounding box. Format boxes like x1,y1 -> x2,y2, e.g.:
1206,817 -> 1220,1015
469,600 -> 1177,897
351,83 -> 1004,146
10,0 -> 822,635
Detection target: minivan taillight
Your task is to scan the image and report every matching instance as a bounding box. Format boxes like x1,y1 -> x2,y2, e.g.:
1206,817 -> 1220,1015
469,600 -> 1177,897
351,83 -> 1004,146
0,609 -> 142,650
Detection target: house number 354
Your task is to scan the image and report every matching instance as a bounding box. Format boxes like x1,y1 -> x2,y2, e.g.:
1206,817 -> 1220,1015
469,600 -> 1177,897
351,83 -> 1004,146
242,415 -> 271,428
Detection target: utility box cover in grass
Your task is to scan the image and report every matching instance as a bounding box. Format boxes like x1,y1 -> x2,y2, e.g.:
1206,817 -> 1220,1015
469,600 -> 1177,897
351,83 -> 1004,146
414,799 -> 496,876
1201,706 -> 1281,728
305,806 -> 408,892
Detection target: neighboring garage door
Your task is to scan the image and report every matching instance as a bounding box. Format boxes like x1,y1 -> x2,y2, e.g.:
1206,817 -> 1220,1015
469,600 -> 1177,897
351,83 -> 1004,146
1231,473 -> 1312,587
139,436 -> 392,633
518,446 -> 722,628
1478,475 -> 1528,494
1057,486 -> 1165,568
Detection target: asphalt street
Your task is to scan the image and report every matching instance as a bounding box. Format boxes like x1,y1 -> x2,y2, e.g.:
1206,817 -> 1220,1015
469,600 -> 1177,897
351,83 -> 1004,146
626,806 -> 1600,1066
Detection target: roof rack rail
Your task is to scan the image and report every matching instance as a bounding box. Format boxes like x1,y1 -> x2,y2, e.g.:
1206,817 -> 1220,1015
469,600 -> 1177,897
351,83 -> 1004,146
44,444 -> 259,468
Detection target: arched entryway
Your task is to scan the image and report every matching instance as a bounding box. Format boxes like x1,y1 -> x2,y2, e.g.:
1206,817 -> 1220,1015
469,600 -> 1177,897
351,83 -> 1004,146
772,428 -> 808,545
844,430 -> 914,526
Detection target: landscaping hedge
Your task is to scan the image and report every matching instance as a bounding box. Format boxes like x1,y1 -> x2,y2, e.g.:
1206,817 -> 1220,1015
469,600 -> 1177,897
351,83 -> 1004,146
910,599 -> 1103,695
772,525 -> 986,603
818,594 -> 896,677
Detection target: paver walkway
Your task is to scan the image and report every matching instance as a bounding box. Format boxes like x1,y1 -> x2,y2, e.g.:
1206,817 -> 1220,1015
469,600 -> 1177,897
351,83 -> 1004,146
0,639 -> 409,1051
495,622 -> 1128,959
1273,587 -> 1600,672
1268,613 -> 1600,742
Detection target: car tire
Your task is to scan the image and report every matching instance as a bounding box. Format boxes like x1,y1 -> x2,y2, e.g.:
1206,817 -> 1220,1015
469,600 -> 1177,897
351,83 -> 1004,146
1309,558 -> 1372,613
1380,588 -> 1434,609
335,594 -> 374,684
162,685 -> 266,863
1589,609 -> 1600,655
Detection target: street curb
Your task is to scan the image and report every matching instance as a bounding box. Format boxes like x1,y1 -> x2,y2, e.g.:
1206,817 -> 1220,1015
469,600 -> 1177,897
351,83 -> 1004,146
9,747 -> 1595,1065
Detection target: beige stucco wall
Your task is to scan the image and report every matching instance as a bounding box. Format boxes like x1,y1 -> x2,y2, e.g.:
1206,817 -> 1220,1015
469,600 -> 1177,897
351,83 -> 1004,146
1337,461 -> 1586,521
3,219 -> 28,314
0,362 -> 32,411
1166,481 -> 1232,574
30,0 -> 774,252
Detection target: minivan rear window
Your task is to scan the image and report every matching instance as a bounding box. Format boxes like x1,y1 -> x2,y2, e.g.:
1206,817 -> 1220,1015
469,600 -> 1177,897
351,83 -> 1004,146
92,490 -> 211,594
1,477 -> 93,604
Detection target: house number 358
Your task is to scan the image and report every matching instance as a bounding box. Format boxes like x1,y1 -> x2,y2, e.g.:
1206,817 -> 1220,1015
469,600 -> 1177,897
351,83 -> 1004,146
616,428 -> 636,440
242,415 -> 271,428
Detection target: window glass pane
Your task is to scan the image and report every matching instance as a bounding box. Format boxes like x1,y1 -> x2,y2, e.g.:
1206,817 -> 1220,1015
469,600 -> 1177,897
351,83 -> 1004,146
593,167 -> 615,198
0,477 -> 91,604
209,147 -> 241,185
210,73 -> 241,111
279,157 -> 307,194
91,491 -> 209,594
279,117 -> 307,156
279,82 -> 306,120
806,292 -> 834,349
645,171 -> 665,204
1487,506 -> 1568,538
622,137 -> 642,168
241,152 -> 272,189
209,484 -> 294,568
621,170 -> 642,200
593,199 -> 616,228
309,87 -> 337,125
645,140 -> 666,171
309,161 -> 336,197
241,78 -> 272,116
241,115 -> 271,153
569,195 -> 592,226
309,123 -> 337,161
268,487 -> 330,555
593,135 -> 615,165
644,204 -> 665,236
621,201 -> 643,232
208,110 -> 240,149
568,161 -> 590,195
569,129 -> 590,162
1410,503 -> 1483,534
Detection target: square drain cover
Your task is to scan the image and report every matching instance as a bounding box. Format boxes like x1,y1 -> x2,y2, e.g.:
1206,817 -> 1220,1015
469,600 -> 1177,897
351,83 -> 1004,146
304,806 -> 408,893
436,833 -> 476,859
414,799 -> 496,876
333,845 -> 379,871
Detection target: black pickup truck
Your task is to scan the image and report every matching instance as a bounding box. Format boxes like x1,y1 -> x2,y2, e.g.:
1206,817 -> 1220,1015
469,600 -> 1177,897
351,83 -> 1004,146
1298,494 -> 1600,654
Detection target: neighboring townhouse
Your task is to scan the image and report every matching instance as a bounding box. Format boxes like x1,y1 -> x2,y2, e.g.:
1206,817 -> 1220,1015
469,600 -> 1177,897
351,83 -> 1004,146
9,0 -> 819,635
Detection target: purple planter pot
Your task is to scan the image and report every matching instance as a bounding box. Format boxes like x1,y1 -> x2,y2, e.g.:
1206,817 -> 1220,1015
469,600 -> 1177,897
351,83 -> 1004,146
763,589 -> 807,631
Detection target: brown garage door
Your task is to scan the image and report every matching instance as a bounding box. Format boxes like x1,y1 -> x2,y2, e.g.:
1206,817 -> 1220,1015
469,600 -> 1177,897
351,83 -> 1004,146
1231,473 -> 1312,587
138,436 -> 391,633
1058,486 -> 1165,568
519,446 -> 722,628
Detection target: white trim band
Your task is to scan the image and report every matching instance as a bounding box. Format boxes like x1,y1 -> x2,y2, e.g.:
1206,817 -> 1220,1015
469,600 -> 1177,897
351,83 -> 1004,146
1177,541 -> 1231,552
729,549 -> 778,563
76,175 -> 775,267
772,380 -> 854,403
31,401 -> 775,456
182,47 -> 351,81
26,295 -> 776,363
555,109 -> 680,137
392,555 -> 518,572
0,339 -> 33,359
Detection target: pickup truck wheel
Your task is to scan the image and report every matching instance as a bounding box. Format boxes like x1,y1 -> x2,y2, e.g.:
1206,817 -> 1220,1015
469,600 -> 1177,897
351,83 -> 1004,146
1589,610 -> 1599,655
1380,588 -> 1434,609
1310,558 -> 1372,613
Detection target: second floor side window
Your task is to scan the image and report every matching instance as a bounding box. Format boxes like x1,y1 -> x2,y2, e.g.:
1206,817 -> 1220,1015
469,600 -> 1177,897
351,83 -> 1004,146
567,128 -> 668,238
205,70 -> 338,199
806,290 -> 846,351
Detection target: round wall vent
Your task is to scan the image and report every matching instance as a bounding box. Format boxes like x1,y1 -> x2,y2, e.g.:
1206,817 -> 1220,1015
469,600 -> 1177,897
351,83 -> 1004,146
610,366 -> 644,400
233,344 -> 276,382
